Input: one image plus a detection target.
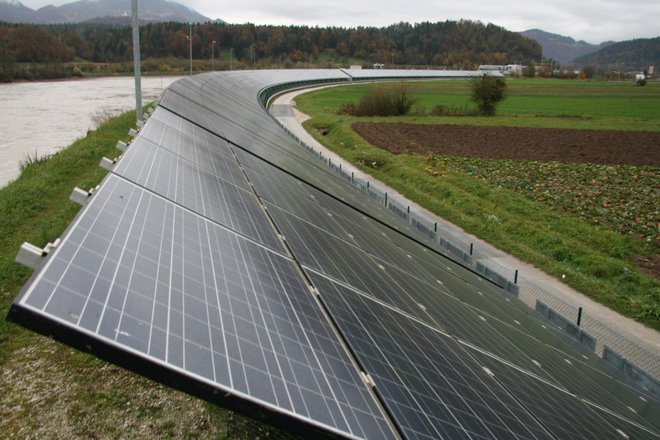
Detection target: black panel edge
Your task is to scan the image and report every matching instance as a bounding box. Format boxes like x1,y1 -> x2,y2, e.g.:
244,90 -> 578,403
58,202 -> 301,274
5,302 -> 351,440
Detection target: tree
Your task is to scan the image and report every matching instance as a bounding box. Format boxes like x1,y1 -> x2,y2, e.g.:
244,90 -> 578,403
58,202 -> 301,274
522,61 -> 535,77
470,74 -> 507,116
581,65 -> 596,79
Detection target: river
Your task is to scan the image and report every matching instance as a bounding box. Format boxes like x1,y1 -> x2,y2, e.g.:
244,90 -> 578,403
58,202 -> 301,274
0,76 -> 182,188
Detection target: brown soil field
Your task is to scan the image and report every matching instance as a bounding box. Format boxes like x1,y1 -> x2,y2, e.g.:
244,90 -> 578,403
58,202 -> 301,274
352,123 -> 660,166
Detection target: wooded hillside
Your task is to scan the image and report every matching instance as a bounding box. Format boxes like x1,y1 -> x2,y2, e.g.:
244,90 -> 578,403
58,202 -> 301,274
0,20 -> 541,68
572,37 -> 659,71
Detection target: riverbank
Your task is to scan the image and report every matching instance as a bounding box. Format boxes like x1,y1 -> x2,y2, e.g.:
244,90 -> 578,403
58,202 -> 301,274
0,75 -> 181,188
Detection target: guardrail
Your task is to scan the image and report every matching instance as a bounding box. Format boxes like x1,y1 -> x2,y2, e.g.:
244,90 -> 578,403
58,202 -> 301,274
262,86 -> 660,386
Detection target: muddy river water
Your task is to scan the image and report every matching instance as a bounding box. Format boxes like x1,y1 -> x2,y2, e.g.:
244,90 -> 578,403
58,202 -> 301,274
0,76 -> 181,188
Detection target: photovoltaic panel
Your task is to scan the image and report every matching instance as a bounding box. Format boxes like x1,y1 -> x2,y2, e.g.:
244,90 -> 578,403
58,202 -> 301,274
9,70 -> 660,439
10,174 -> 398,438
234,145 -> 414,229
467,348 -> 660,439
247,150 -> 660,438
113,134 -> 284,252
309,272 -> 555,440
138,107 -> 251,190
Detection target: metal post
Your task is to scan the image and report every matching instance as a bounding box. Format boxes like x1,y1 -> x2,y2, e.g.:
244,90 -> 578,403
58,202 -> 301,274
230,48 -> 233,71
514,270 -> 519,284
188,23 -> 193,76
577,307 -> 583,327
211,40 -> 215,71
469,243 -> 473,255
131,0 -> 142,123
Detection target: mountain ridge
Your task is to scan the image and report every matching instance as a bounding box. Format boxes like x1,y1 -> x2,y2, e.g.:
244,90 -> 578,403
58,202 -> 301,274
0,0 -> 213,24
573,37 -> 659,71
520,28 -> 614,63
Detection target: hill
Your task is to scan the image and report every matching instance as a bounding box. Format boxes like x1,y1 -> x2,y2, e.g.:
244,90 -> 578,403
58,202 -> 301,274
0,0 -> 211,24
521,29 -> 613,63
0,20 -> 542,71
573,37 -> 660,71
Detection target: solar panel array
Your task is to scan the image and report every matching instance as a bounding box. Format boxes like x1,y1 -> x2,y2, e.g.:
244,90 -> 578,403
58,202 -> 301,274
9,70 -> 660,439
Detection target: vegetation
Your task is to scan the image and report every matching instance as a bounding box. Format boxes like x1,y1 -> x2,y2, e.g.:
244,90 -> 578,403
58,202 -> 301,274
341,86 -> 415,116
295,78 -> 660,329
0,20 -> 541,81
470,74 -> 507,116
573,36 -> 660,71
0,109 -> 294,438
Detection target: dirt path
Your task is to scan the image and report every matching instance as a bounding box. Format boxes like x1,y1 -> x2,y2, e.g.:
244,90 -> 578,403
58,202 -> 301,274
352,122 -> 660,166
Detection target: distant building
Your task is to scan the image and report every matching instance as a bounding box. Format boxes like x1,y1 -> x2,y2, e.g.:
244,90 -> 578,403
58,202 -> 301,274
478,64 -> 523,75
349,65 -> 363,70
373,63 -> 385,69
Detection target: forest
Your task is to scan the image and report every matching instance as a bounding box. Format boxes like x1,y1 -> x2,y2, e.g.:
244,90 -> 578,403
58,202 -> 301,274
0,20 -> 542,80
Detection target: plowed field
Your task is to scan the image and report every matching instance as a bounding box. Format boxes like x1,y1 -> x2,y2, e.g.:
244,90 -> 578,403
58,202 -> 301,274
352,123 -> 660,166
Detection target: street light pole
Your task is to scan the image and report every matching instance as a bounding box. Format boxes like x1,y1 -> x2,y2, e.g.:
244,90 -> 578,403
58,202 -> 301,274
211,40 -> 215,71
188,22 -> 192,76
131,0 -> 142,123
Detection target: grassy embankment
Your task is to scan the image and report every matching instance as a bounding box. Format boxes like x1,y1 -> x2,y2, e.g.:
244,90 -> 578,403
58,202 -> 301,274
0,110 -> 289,438
296,78 -> 660,330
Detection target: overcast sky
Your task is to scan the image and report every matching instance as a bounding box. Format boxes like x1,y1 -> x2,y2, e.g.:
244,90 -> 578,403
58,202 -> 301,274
18,0 -> 660,44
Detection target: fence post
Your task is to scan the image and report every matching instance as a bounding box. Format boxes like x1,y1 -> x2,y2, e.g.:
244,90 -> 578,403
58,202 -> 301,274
577,307 -> 583,327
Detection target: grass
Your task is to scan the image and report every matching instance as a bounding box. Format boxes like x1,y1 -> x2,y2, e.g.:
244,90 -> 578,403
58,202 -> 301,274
308,78 -> 660,131
0,109 -> 293,439
295,78 -> 660,330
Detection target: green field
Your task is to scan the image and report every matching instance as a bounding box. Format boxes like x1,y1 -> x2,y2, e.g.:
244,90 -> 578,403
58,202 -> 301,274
296,78 -> 660,329
308,78 -> 660,131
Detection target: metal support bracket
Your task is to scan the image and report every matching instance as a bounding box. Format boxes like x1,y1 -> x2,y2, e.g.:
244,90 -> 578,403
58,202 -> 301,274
16,238 -> 61,270
100,157 -> 117,171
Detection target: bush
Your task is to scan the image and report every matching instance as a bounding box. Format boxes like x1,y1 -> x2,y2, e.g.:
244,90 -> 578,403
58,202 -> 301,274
470,74 -> 507,116
342,86 -> 415,116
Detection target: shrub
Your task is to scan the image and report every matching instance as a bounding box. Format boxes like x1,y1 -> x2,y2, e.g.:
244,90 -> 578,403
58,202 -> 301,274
470,74 -> 507,116
342,86 -> 416,116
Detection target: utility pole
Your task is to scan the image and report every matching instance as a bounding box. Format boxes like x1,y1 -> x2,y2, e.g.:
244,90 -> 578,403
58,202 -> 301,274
188,23 -> 193,75
131,0 -> 142,123
211,40 -> 216,71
